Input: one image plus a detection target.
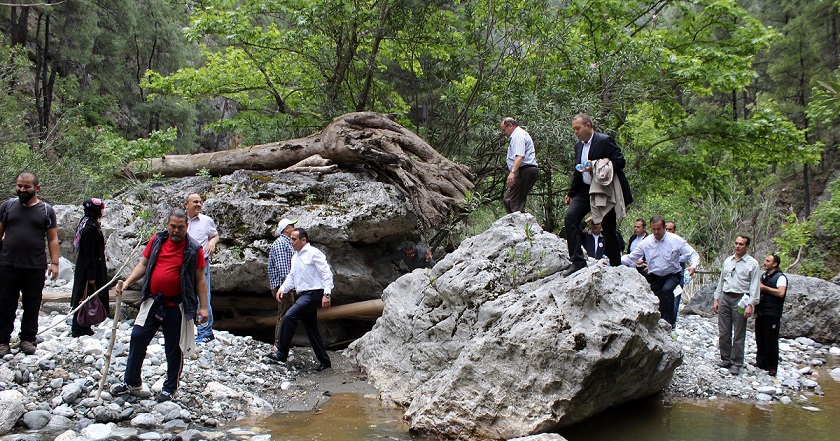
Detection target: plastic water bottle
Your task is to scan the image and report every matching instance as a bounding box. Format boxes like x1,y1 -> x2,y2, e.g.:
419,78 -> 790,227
737,295 -> 749,314
575,161 -> 591,172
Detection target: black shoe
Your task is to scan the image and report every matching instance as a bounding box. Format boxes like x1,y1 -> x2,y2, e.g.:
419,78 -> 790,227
267,350 -> 286,363
562,262 -> 587,277
314,362 -> 331,372
156,390 -> 174,402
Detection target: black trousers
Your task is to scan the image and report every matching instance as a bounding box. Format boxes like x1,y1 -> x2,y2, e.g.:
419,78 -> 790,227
0,266 -> 45,344
647,272 -> 681,326
277,289 -> 330,365
755,314 -> 781,371
564,192 -> 620,265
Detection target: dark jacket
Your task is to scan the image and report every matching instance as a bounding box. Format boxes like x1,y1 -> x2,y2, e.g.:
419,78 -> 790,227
627,233 -> 648,254
70,220 -> 109,330
582,233 -> 605,259
567,131 -> 633,206
141,231 -> 202,319
757,270 -> 786,318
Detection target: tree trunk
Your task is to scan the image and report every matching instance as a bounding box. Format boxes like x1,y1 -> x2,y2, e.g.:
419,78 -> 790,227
129,112 -> 475,229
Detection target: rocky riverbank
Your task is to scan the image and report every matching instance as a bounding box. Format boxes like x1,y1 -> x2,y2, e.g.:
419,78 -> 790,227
1,304 -> 838,440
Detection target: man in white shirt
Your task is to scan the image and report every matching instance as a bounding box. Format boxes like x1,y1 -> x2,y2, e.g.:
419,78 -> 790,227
621,215 -> 699,327
185,193 -> 219,343
713,235 -> 761,375
269,228 -> 334,372
500,117 -> 538,214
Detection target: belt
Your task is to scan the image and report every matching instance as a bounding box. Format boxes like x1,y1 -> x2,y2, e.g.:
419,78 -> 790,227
519,164 -> 538,169
724,292 -> 744,298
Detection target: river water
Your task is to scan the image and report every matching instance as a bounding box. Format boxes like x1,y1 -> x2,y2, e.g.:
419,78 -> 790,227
246,364 -> 839,440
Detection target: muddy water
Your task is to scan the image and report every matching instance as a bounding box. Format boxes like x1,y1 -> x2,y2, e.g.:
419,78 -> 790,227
251,370 -> 840,440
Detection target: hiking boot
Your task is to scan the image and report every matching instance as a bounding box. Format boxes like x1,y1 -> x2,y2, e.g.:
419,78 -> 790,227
0,343 -> 9,357
156,390 -> 174,402
19,341 -> 36,355
110,382 -> 147,397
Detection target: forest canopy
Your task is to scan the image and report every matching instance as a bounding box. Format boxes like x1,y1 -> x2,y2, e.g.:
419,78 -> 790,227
0,0 -> 838,276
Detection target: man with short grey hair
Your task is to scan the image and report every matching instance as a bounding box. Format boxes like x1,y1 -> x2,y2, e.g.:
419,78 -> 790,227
713,235 -> 760,375
500,117 -> 538,214
185,193 -> 219,343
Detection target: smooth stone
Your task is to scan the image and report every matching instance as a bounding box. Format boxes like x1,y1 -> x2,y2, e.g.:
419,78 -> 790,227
801,379 -> 819,388
130,413 -> 160,428
779,396 -> 793,404
756,393 -> 773,402
52,404 -> 75,417
756,386 -> 776,395
829,346 -> 840,355
80,422 -> 114,440
61,382 -> 84,403
45,414 -> 74,432
54,429 -> 77,441
22,410 -> 51,430
0,390 -> 26,435
138,431 -> 162,440
802,406 -> 822,412
830,368 -> 840,382
92,405 -> 120,423
50,377 -> 65,389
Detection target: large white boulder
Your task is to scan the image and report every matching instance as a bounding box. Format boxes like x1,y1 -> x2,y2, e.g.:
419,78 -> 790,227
348,213 -> 682,440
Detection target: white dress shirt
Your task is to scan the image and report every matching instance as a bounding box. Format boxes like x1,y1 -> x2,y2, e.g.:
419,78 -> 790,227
621,232 -> 699,276
579,132 -> 593,185
187,213 -> 218,255
506,126 -> 538,170
280,242 -> 334,295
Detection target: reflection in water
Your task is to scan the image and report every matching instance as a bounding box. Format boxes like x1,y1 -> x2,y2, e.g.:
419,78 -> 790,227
255,366 -> 840,441
252,393 -> 435,441
560,365 -> 840,441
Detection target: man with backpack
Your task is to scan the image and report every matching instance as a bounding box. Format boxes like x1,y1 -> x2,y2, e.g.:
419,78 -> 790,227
0,172 -> 60,356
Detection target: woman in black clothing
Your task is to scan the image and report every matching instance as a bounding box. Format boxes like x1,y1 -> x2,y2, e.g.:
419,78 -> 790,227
70,198 -> 108,337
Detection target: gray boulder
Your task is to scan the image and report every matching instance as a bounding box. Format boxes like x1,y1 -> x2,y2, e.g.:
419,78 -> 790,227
347,213 -> 682,440
21,410 -> 51,430
54,170 -> 422,301
683,274 -> 840,344
0,390 -> 25,435
780,274 -> 840,343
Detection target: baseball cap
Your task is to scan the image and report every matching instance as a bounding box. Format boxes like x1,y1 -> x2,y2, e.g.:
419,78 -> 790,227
277,218 -> 297,235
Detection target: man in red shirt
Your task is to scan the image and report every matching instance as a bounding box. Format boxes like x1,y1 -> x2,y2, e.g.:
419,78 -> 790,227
110,209 -> 208,402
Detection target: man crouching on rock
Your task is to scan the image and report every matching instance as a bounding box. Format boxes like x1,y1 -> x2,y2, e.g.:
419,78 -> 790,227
111,209 -> 209,402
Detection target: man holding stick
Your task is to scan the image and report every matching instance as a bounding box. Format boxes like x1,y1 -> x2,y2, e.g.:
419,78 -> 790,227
110,209 -> 208,402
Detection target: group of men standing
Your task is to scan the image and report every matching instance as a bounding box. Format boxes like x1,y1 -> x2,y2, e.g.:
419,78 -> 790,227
501,114 -> 788,377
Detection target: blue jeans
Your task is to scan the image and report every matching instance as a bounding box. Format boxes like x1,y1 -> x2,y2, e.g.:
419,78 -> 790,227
124,303 -> 184,394
195,260 -> 214,340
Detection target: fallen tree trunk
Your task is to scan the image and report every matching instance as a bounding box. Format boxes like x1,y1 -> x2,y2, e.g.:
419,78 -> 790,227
127,112 -> 474,229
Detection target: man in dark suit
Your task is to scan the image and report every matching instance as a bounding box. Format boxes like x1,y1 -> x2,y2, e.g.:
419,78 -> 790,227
582,222 -> 606,260
563,114 -> 633,276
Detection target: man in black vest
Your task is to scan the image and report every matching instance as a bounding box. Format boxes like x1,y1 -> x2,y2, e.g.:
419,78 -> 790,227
111,209 -> 209,402
755,253 -> 787,377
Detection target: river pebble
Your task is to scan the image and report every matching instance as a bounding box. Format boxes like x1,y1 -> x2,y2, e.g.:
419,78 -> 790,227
0,303 -> 836,440
665,314 -> 834,407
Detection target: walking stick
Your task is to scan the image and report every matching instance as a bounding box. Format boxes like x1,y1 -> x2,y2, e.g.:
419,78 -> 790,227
96,285 -> 123,399
38,239 -> 143,335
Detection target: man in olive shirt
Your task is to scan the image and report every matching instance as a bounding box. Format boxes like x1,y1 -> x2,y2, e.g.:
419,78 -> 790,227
713,235 -> 760,375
